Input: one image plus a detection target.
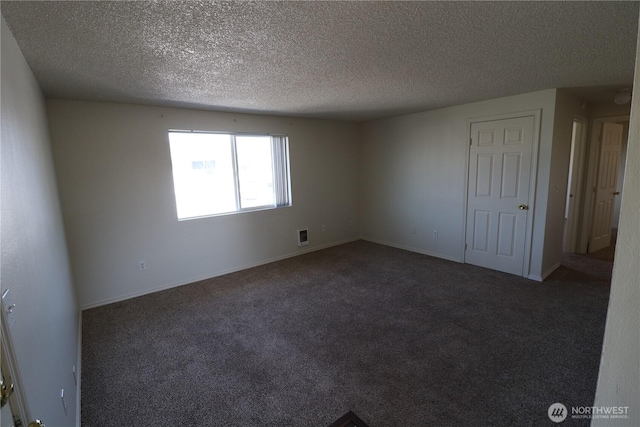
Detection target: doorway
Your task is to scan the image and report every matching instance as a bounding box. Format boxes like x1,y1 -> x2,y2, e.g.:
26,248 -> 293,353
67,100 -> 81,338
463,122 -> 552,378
563,118 -> 588,253
465,114 -> 537,276
557,116 -> 628,281
577,115 -> 630,254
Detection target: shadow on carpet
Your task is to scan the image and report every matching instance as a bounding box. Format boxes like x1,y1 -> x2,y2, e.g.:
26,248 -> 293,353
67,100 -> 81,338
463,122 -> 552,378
328,410 -> 370,427
82,240 -> 610,426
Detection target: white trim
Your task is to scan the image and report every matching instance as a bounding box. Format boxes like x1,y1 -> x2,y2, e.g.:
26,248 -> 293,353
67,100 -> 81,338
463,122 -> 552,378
467,109 -> 543,124
168,129 -> 288,138
463,109 -> 542,279
80,237 -> 359,310
0,292 -> 31,425
528,261 -> 561,282
360,237 -> 463,263
579,114 -> 630,253
231,134 -> 241,211
565,115 -> 589,254
169,132 -> 292,221
524,111 -> 542,279
460,117 -> 472,263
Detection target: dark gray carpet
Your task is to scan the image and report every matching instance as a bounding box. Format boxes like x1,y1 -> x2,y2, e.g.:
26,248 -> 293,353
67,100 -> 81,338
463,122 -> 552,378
82,241 -> 610,426
557,228 -> 616,282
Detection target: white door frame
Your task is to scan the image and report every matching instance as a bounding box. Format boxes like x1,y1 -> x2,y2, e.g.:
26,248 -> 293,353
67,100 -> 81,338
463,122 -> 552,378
462,109 -> 542,277
564,115 -> 589,253
578,115 -> 630,253
1,293 -> 31,426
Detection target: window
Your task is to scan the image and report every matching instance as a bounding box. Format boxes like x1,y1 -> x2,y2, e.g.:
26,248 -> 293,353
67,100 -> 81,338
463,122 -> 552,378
168,131 -> 291,220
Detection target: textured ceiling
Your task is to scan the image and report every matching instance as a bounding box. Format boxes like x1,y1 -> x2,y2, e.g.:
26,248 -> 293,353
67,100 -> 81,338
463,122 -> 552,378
1,1 -> 639,121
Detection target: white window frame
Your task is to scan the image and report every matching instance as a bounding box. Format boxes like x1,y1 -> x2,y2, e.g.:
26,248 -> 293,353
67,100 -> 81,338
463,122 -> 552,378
168,130 -> 292,220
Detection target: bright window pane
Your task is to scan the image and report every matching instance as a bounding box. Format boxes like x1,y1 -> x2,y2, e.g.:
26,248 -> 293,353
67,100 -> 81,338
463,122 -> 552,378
169,132 -> 236,219
236,136 -> 275,209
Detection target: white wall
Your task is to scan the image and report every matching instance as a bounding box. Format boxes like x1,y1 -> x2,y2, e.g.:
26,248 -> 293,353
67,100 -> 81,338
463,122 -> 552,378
541,89 -> 583,275
1,17 -> 79,426
593,19 -> 640,426
612,122 -> 629,228
46,100 -> 361,308
360,89 -> 557,279
587,101 -> 631,119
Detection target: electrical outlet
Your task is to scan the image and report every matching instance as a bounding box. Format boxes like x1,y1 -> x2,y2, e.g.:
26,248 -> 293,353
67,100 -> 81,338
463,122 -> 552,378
433,230 -> 438,238
139,261 -> 146,271
321,225 -> 327,232
61,388 -> 68,415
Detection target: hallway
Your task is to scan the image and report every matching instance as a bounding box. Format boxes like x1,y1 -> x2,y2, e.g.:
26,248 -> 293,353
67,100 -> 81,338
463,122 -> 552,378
552,229 -> 617,283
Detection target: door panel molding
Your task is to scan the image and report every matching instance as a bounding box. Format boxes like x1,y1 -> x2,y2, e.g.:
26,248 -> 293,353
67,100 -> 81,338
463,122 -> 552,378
579,115 -> 630,253
463,110 -> 541,277
589,122 -> 623,252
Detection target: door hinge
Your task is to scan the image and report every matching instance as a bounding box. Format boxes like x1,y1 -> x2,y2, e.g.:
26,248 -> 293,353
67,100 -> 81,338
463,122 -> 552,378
465,243 -> 467,250
469,138 -> 472,146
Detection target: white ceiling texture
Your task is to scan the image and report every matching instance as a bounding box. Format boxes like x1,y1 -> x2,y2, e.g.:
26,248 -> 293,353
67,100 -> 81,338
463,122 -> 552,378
1,1 -> 639,121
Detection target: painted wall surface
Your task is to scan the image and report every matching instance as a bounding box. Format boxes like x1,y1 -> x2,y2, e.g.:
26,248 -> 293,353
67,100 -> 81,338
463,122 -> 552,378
46,100 -> 361,308
360,89 -> 557,279
1,17 -> 79,426
541,89 -> 583,277
612,122 -> 629,227
593,21 -> 640,426
587,101 -> 631,119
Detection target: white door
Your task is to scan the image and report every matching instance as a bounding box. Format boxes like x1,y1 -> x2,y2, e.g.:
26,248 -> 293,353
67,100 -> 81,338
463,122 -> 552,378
589,122 -> 623,253
564,119 -> 586,253
465,116 -> 535,276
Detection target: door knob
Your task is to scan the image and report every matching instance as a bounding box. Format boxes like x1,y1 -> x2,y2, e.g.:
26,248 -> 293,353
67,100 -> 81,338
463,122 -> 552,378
518,204 -> 529,210
613,191 -> 620,195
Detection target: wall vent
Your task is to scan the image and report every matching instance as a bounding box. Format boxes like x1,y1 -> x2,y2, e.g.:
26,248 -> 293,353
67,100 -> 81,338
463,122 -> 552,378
297,228 -> 309,247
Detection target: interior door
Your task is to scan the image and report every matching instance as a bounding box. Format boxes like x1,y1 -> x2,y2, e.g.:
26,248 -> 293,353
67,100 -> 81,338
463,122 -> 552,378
589,122 -> 623,253
465,116 -> 535,276
565,119 -> 586,253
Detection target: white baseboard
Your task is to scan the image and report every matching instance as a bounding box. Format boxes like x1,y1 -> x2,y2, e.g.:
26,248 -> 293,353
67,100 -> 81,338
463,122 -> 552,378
80,237 -> 360,310
542,262 -> 562,280
360,237 -> 463,263
528,261 -> 561,282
